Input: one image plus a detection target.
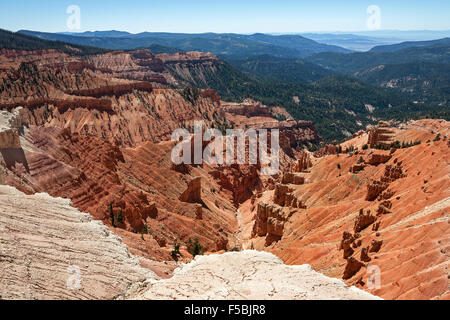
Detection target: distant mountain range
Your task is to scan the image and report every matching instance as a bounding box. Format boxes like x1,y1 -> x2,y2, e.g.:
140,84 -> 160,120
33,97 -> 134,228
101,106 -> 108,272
18,30 -> 350,59
369,37 -> 450,52
19,29 -> 450,56
1,28 -> 448,141
0,28 -> 107,55
59,30 -> 133,38
298,33 -> 395,51
305,40 -> 450,106
307,41 -> 450,73
340,30 -> 450,41
280,30 -> 450,51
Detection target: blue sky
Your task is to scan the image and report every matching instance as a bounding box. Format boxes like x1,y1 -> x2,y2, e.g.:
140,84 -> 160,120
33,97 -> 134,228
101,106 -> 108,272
1,0 -> 449,34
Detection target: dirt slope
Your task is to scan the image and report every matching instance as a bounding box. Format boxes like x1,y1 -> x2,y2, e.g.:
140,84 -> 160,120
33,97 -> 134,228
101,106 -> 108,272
243,123 -> 449,300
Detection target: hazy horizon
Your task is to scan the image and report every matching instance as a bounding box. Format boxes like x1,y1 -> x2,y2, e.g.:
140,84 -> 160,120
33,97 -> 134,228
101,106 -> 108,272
2,0 -> 450,34
50,29 -> 450,35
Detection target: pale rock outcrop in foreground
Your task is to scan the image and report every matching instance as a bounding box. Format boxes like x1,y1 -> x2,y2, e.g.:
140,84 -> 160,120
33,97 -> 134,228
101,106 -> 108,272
124,251 -> 380,300
0,185 -> 379,300
0,185 -> 155,300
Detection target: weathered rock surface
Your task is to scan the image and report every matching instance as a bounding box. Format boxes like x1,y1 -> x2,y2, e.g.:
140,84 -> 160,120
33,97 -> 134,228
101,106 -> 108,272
354,209 -> 377,233
245,124 -> 450,300
179,177 -> 202,204
124,251 -> 380,300
0,123 -> 241,277
293,152 -> 313,172
365,153 -> 392,166
1,48 -> 449,301
368,121 -> 395,147
0,185 -> 155,300
222,100 -> 321,155
0,49 -> 228,148
273,184 -> 305,208
210,164 -> 261,205
252,203 -> 298,246
282,172 -> 305,185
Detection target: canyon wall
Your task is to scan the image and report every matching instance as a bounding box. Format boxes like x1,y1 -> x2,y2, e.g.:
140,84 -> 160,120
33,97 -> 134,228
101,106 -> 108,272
1,47 -> 448,301
243,125 -> 449,300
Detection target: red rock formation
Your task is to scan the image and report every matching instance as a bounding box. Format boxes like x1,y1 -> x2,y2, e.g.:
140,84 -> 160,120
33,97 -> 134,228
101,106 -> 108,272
2,125 -> 241,266
281,172 -> 305,185
314,144 -> 338,158
201,89 -> 221,105
368,121 -> 395,147
15,88 -> 226,147
354,209 -> 377,233
293,152 -> 312,172
179,177 -> 202,204
210,164 -> 261,205
1,49 -> 232,148
350,164 -> 366,174
369,240 -> 383,253
343,257 -> 365,280
340,232 -> 355,259
377,201 -> 393,215
365,153 -> 392,166
0,129 -> 21,149
366,181 -> 388,201
65,82 -> 153,98
2,48 -> 449,301
222,99 -> 321,151
221,99 -> 273,118
1,97 -> 114,114
366,163 -> 407,201
252,203 -> 297,246
251,124 -> 449,300
273,184 -> 305,208
360,247 -> 371,262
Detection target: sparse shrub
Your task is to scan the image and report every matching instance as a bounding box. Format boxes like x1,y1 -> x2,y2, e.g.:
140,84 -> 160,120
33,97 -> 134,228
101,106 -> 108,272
171,241 -> 181,260
308,143 -> 320,153
114,209 -> 123,225
374,140 -> 420,150
187,237 -> 204,257
180,86 -> 200,105
362,144 -> 369,150
109,202 -> 116,227
391,140 -> 401,149
230,245 -> 240,252
337,164 -> 341,170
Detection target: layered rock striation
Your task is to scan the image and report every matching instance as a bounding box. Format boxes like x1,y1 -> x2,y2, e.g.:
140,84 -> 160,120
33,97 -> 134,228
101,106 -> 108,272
0,185 -> 155,300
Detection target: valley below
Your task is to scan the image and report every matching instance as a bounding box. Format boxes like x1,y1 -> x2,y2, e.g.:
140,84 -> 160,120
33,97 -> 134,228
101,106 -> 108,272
0,33 -> 448,301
